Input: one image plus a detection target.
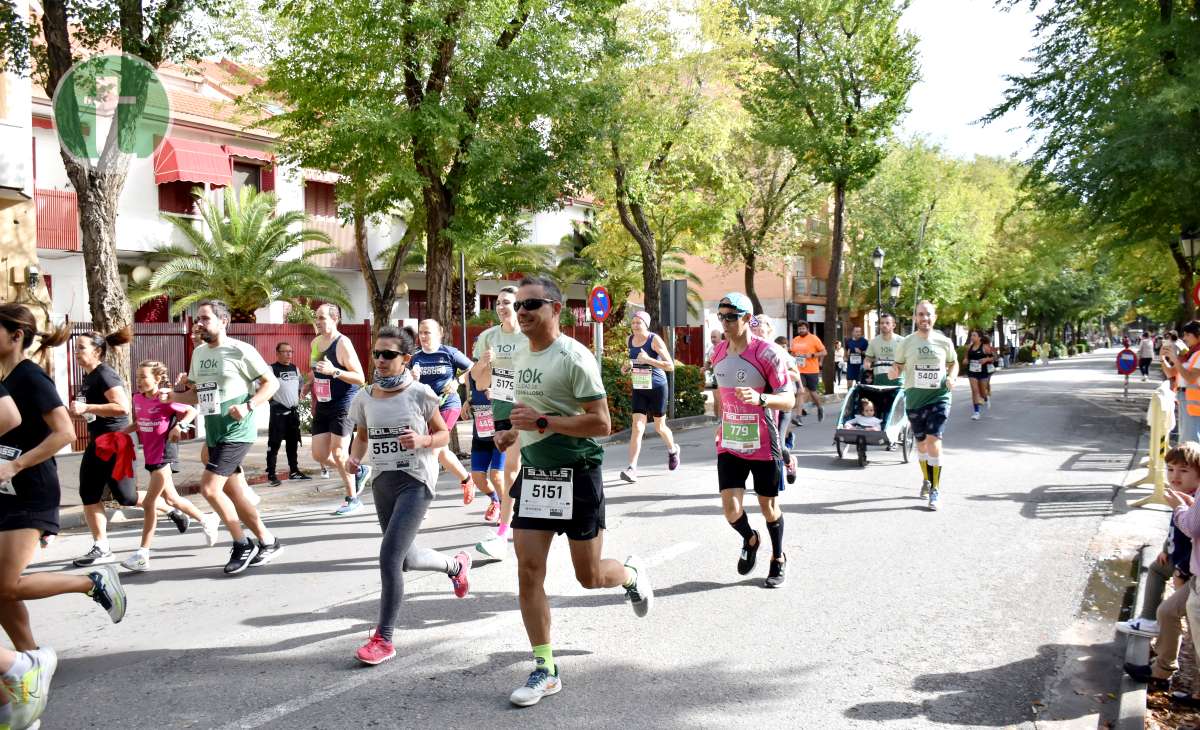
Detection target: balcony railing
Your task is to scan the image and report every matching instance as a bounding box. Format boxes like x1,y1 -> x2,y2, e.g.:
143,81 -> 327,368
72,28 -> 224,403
35,188 -> 81,251
305,216 -> 359,270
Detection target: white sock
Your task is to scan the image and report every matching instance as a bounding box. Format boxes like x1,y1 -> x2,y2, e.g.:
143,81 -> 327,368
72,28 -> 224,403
918,453 -> 928,463
927,456 -> 940,467
95,540 -> 110,553
2,651 -> 32,681
134,548 -> 150,558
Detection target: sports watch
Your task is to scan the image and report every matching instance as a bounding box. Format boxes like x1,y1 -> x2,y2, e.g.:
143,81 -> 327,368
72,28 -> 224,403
758,392 -> 769,408
536,416 -> 549,434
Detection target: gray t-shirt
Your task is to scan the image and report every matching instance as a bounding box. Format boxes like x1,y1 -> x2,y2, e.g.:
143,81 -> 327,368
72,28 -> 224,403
348,382 -> 441,495
270,363 -> 303,410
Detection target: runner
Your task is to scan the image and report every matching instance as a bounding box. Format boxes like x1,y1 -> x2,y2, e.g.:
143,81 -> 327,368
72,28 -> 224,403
465,372 -> 502,524
788,320 -> 825,422
980,334 -> 996,406
496,275 -> 651,707
120,360 -> 219,571
712,293 -> 795,588
309,304 -> 370,516
619,310 -> 680,482
889,300 -> 958,511
345,326 -> 471,666
0,643 -> 56,730
70,328 -> 181,568
470,287 -> 528,560
750,316 -> 798,482
172,300 -> 282,574
964,329 -> 994,421
0,304 -> 126,657
266,342 -> 310,486
412,319 -> 474,503
844,326 -> 868,388
864,312 -> 904,386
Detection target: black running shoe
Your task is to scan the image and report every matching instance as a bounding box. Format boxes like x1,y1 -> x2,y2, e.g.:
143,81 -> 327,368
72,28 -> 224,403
289,471 -> 312,481
816,405 -> 824,422
267,474 -> 282,487
250,539 -> 283,566
737,531 -> 760,575
765,554 -> 787,588
223,540 -> 259,575
168,509 -> 190,534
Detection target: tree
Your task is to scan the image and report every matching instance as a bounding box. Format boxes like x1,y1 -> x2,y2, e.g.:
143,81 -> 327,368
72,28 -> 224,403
745,0 -> 918,391
260,0 -> 619,325
2,0 -> 227,380
131,186 -> 351,322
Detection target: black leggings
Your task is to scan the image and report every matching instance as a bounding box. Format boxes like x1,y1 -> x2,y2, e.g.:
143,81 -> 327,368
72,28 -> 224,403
1139,358 -> 1152,377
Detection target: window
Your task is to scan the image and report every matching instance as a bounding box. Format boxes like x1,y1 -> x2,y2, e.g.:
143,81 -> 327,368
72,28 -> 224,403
305,181 -> 337,217
232,162 -> 261,192
158,181 -> 200,215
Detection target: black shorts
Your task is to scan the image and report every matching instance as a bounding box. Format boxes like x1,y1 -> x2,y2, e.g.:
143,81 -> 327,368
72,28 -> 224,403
145,441 -> 179,473
631,383 -> 669,417
511,464 -> 605,541
206,441 -> 253,477
312,403 -> 353,437
0,506 -> 59,535
80,442 -> 138,507
717,451 -> 783,497
907,401 -> 951,441
799,373 -> 820,392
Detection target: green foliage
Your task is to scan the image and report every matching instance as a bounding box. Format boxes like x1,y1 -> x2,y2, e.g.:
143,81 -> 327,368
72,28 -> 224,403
1017,345 -> 1036,364
1054,344 -> 1068,360
132,187 -> 351,322
286,304 -> 316,324
602,356 -> 633,433
468,310 -> 499,327
673,365 -> 707,418
955,345 -> 968,363
561,308 -> 578,327
297,396 -> 313,435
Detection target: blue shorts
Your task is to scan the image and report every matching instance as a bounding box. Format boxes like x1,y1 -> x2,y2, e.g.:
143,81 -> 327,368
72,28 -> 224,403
470,440 -> 507,473
906,401 -> 951,442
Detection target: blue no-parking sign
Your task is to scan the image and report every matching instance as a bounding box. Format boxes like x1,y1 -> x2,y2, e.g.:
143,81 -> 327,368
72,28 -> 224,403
1116,348 -> 1138,375
589,286 -> 610,323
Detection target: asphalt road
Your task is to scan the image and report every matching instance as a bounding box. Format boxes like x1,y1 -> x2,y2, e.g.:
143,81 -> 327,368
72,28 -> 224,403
21,351 -> 1153,729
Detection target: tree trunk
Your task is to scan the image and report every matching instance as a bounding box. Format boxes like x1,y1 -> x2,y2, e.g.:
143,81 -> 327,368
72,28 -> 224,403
1169,233 -> 1195,327
822,182 -> 846,394
422,190 -> 454,326
744,249 -> 763,315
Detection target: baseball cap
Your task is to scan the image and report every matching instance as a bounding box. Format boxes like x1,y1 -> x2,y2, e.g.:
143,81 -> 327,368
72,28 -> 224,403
719,292 -> 752,314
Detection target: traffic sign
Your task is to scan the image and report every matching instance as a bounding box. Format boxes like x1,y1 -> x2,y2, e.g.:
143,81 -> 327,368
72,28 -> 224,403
589,286 -> 610,323
1116,348 -> 1138,375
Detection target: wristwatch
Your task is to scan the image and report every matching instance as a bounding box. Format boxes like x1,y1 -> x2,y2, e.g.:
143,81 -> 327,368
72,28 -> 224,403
536,416 -> 549,434
758,392 -> 769,408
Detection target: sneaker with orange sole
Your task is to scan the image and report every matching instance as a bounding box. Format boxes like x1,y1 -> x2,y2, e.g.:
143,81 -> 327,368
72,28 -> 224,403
461,479 -> 474,505
450,551 -> 471,598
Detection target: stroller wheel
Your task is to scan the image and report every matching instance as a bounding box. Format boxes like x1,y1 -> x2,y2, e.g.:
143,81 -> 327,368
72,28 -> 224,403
856,437 -> 868,467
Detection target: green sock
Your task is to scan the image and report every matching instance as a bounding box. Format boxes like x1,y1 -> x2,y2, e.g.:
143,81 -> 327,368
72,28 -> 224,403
918,459 -> 929,481
929,465 -> 942,489
533,644 -> 555,675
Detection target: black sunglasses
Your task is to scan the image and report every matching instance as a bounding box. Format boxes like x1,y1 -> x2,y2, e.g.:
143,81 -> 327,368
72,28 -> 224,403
716,312 -> 743,322
514,298 -> 556,312
373,350 -> 403,360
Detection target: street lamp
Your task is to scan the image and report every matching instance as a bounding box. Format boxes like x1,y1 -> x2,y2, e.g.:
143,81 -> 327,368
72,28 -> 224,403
888,276 -> 901,310
872,247 -> 885,319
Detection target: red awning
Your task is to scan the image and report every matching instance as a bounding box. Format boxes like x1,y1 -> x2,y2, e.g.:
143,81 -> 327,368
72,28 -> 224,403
223,145 -> 273,163
153,138 -> 232,186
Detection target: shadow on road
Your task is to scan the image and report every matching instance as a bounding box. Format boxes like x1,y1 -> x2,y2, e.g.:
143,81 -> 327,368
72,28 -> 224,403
967,483 -> 1116,520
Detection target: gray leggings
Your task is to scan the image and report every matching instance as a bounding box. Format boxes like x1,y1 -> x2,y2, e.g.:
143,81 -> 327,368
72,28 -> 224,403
373,470 -> 455,637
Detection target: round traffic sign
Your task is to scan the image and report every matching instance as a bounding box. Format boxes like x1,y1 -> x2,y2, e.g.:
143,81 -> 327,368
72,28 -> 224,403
589,286 -> 610,323
1116,348 -> 1138,375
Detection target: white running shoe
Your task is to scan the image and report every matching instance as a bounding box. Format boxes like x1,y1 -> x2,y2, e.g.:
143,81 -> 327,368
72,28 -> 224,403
120,552 -> 150,572
510,666 -> 562,707
971,412 -> 981,421
619,466 -> 637,483
7,646 -> 57,730
201,512 -> 220,547
476,534 -> 511,560
623,555 -> 652,617
1116,617 -> 1160,638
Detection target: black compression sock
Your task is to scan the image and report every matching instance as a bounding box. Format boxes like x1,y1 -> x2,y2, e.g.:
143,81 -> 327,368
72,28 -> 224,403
729,511 -> 755,543
765,516 -> 784,560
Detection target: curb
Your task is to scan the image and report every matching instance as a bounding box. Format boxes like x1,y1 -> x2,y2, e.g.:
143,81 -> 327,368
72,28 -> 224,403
599,415 -> 717,445
1115,545 -> 1154,730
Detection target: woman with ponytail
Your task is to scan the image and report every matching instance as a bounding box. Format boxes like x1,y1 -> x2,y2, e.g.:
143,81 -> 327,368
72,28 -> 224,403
0,304 -> 126,657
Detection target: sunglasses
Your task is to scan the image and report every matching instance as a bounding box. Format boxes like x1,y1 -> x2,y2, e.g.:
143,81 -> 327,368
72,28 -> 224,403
716,312 -> 744,322
514,298 -> 556,312
373,350 -> 403,360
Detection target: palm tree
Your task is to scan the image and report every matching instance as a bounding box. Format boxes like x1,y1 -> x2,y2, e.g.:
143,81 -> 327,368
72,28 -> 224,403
132,186 -> 352,322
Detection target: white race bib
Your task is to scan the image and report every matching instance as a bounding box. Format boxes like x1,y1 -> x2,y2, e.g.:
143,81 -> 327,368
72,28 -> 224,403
313,378 -> 332,403
0,444 -> 20,496
474,405 -> 495,438
196,381 -> 221,416
491,368 -> 515,403
520,467 -> 573,520
795,355 -> 807,368
368,426 -> 412,471
632,366 -> 653,390
914,366 -> 943,390
849,354 -> 862,365
969,361 -> 982,373
874,362 -> 893,376
721,410 -> 760,453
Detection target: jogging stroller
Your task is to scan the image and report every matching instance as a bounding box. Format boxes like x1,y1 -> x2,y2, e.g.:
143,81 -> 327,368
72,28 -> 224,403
833,383 -> 913,467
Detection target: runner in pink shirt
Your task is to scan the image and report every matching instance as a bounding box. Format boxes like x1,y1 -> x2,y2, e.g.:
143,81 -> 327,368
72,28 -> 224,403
711,293 -> 795,588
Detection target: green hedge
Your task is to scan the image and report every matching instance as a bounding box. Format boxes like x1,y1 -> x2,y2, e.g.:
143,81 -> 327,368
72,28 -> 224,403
600,358 -> 707,434
673,365 -> 706,418
1017,345 -> 1036,363
955,345 -> 968,363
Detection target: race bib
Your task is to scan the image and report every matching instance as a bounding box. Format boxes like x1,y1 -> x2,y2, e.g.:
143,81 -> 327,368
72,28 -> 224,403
368,426 -> 412,471
0,444 -> 19,496
475,405 -> 495,438
874,362 -> 893,376
632,366 -> 653,390
849,354 -> 863,365
491,368 -> 515,403
520,467 -> 573,520
914,366 -> 944,390
196,381 -> 221,416
721,410 -> 760,452
313,378 -> 332,403
969,361 -> 982,373
795,355 -> 807,368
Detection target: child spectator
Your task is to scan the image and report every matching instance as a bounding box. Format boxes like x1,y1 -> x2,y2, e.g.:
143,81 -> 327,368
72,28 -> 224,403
844,399 -> 882,430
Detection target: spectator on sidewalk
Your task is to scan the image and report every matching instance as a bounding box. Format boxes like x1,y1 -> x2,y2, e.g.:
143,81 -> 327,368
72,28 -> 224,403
833,341 -> 845,388
1140,330 -> 1157,381
1119,443 -> 1200,689
266,342 -> 309,487
1161,322 -> 1200,444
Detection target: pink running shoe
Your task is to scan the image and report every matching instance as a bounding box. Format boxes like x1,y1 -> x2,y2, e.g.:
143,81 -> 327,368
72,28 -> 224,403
356,630 -> 396,666
484,501 -> 501,524
450,551 -> 471,598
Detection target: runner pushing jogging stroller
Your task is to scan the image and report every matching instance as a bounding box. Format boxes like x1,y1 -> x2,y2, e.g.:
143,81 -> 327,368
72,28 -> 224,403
833,383 -> 914,467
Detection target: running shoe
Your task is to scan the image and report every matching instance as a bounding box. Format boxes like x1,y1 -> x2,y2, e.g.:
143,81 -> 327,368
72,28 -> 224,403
250,539 -> 283,566
72,545 -> 114,568
289,471 -> 312,481
619,466 -> 637,483
790,416 -> 804,427
120,552 -> 150,572
623,555 -> 653,617
919,480 -> 931,499
816,405 -> 824,422
928,488 -> 940,511
168,509 -> 190,534
4,647 -> 57,730
484,501 -> 501,524
461,479 -> 474,505
476,535 -> 510,560
765,554 -> 787,588
355,630 -> 396,666
201,512 -> 220,547
223,540 -> 259,575
267,475 -> 282,487
668,447 -> 681,471
449,551 -> 471,598
510,667 -> 562,707
737,531 -> 760,575
971,412 -> 981,421
320,467 -> 330,478
1116,617 -> 1160,638
785,453 -> 797,484
333,497 -> 363,516
354,464 -> 374,497
88,565 -> 126,623
985,398 -> 991,410
785,432 -> 795,449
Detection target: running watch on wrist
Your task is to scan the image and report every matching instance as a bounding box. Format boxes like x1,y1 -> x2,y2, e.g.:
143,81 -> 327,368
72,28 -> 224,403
758,392 -> 769,408
536,416 -> 549,434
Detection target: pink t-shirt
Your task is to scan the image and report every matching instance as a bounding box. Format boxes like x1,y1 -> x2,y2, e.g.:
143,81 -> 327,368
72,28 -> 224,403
133,393 -> 188,465
712,336 -> 792,461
